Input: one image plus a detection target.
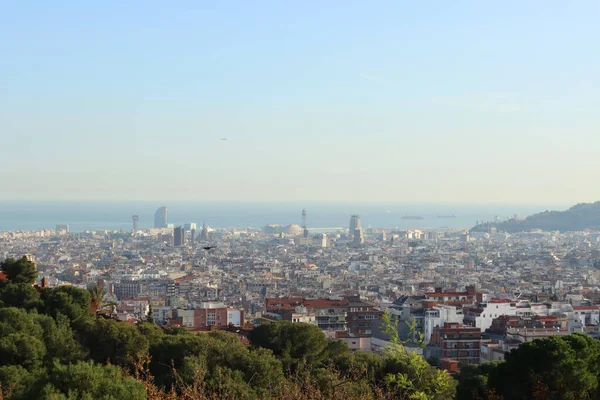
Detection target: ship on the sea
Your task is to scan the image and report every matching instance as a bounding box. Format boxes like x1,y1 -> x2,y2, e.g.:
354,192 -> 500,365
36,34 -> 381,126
401,215 -> 424,220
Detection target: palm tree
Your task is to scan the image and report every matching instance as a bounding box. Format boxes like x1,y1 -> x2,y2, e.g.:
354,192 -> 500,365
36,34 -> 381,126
87,284 -> 115,316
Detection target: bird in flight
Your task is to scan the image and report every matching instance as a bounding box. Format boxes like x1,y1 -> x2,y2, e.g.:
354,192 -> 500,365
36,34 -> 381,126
221,138 -> 227,141
203,246 -> 214,250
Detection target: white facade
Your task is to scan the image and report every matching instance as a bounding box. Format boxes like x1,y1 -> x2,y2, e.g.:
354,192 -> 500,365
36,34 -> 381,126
178,309 -> 194,327
227,309 -> 242,326
423,305 -> 464,342
572,307 -> 600,326
464,302 -> 518,331
153,306 -> 172,325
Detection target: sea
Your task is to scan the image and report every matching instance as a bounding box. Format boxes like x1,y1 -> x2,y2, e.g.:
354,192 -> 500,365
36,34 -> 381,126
0,201 -> 571,233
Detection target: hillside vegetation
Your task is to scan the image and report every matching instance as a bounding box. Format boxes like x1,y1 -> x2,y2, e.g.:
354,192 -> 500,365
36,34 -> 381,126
471,202 -> 600,233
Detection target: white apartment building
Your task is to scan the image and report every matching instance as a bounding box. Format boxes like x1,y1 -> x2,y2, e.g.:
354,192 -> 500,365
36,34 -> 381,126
464,300 -> 518,331
572,305 -> 600,326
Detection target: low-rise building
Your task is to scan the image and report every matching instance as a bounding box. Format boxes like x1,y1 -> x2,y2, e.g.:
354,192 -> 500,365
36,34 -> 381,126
430,322 -> 490,366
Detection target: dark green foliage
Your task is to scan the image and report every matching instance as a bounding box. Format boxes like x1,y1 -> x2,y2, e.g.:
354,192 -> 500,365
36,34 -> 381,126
0,282 -> 42,310
0,256 -> 38,284
163,325 -> 192,335
0,307 -> 44,338
33,313 -> 88,364
456,334 -> 600,400
455,362 -> 501,400
80,318 -> 149,367
146,304 -> 155,323
247,321 -> 328,371
327,339 -> 349,359
148,329 -> 285,396
333,350 -> 387,383
426,355 -> 441,367
0,365 -> 39,399
488,333 -> 600,399
40,285 -> 92,327
0,307 -> 86,369
136,321 -> 165,347
23,361 -> 147,400
0,332 -> 46,370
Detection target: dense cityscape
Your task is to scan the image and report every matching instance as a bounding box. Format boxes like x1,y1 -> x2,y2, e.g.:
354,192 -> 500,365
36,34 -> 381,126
3,1 -> 599,398
4,205 -> 600,369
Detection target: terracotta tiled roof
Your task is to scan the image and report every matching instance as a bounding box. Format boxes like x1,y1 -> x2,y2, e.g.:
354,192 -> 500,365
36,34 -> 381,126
0,272 -> 7,281
303,298 -> 349,309
573,306 -> 599,311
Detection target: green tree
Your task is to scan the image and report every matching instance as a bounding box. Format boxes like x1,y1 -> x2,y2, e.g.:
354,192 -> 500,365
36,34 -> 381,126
0,332 -> 46,370
149,330 -> 285,395
1,256 -> 38,284
41,285 -> 92,327
80,318 -> 149,368
247,321 -> 328,372
487,333 -> 600,400
24,361 -> 147,400
333,350 -> 387,384
456,362 -> 501,400
0,282 -> 42,310
327,339 -> 350,359
0,365 -> 40,400
87,283 -> 118,317
33,313 -> 88,365
380,310 -> 456,400
0,307 -> 44,338
136,321 -> 165,347
146,304 -> 154,323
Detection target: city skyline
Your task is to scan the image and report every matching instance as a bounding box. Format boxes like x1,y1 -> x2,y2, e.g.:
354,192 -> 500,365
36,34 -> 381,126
1,1 -> 599,203
2,2 -> 600,398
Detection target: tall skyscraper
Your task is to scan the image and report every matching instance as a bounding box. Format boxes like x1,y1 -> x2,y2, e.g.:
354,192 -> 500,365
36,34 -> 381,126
132,215 -> 140,231
154,206 -> 168,228
302,209 -> 309,239
174,226 -> 185,247
353,228 -> 364,246
349,215 -> 361,240
200,221 -> 209,241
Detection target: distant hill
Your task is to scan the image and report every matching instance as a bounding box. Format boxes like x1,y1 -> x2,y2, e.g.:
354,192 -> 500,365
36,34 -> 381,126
471,201 -> 600,233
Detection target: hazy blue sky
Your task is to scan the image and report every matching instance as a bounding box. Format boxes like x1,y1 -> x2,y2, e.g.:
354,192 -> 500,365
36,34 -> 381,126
1,1 -> 598,203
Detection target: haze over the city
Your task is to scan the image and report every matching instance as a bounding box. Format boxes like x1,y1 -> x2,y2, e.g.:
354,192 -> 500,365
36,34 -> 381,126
1,1 -> 598,202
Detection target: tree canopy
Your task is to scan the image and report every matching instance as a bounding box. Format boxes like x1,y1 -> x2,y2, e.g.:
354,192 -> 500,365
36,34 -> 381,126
1,257 -> 38,284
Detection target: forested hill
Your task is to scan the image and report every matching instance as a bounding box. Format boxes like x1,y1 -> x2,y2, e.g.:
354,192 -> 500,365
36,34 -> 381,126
471,202 -> 600,233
